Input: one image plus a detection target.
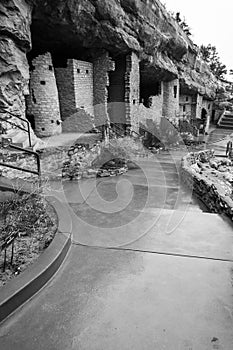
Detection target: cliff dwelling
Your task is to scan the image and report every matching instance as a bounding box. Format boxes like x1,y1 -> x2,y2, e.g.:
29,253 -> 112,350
2,1 -> 233,348
1,0 -> 228,148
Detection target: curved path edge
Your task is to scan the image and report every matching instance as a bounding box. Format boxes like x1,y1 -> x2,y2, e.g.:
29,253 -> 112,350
0,196 -> 72,324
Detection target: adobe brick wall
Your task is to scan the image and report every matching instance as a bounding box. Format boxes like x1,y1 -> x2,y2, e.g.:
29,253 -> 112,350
162,79 -> 180,119
93,52 -> 115,128
26,52 -> 62,137
125,52 -> 140,130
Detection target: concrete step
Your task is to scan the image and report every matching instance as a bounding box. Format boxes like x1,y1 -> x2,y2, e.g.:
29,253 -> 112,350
223,113 -> 233,117
221,116 -> 233,121
218,124 -> 233,129
220,119 -> 233,125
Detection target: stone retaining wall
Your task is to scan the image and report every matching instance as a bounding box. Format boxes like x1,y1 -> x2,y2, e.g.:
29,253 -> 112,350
181,150 -> 233,220
0,140 -> 128,182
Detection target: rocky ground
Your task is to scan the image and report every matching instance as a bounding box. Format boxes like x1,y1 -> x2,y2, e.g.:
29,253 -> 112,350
190,153 -> 233,198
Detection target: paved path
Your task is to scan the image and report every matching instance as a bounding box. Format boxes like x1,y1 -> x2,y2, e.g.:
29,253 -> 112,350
1,148 -> 233,349
206,128 -> 233,155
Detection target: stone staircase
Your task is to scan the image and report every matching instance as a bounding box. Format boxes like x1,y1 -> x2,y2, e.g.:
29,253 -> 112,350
218,112 -> 233,129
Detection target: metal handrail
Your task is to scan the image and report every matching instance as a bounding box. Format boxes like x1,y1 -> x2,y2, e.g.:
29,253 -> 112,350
217,110 -> 225,127
0,110 -> 31,147
0,142 -> 41,179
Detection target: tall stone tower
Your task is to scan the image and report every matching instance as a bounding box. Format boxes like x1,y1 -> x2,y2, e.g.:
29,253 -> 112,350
26,52 -> 62,137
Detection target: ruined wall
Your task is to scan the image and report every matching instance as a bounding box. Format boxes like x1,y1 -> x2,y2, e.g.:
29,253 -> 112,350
108,56 -> 126,125
162,79 -> 180,118
196,94 -> 203,119
73,60 -> 94,115
55,59 -> 94,119
26,52 -> 62,137
55,59 -> 95,133
139,83 -> 164,128
54,61 -> 75,121
125,53 -> 140,130
179,93 -> 213,121
93,52 -> 115,128
202,99 -> 213,118
179,94 -> 196,118
150,83 -> 164,123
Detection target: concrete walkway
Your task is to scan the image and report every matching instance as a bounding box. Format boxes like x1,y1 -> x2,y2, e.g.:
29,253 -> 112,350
37,132 -> 102,149
0,148 -> 233,349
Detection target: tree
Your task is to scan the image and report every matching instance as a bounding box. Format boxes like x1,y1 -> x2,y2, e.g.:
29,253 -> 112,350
180,21 -> 192,36
200,44 -> 227,79
175,13 -> 192,36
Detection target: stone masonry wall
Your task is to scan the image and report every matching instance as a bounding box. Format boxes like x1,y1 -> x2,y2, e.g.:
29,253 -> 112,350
125,53 -> 140,131
26,52 -> 62,137
179,94 -> 196,118
73,60 -> 94,116
202,99 -> 213,118
55,59 -> 94,119
93,52 -> 115,128
149,82 -> 164,124
107,56 -> 126,125
162,79 -> 180,119
54,61 -> 75,121
55,59 -> 95,133
138,84 -> 164,129
195,93 -> 203,119
0,138 -> 128,182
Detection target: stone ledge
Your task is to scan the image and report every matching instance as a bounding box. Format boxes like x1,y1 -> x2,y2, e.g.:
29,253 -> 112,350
181,150 -> 233,220
0,196 -> 72,324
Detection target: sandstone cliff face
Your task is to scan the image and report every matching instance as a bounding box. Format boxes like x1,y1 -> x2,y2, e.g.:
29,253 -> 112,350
0,0 -> 32,115
0,0 -> 220,124
31,0 -> 188,60
31,0 -> 218,97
